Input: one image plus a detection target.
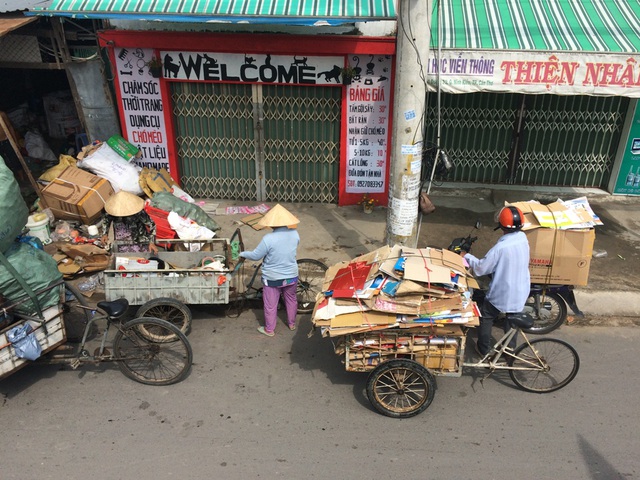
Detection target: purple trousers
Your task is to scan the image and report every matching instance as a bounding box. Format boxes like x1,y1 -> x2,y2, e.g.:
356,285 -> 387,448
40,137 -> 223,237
261,280 -> 298,333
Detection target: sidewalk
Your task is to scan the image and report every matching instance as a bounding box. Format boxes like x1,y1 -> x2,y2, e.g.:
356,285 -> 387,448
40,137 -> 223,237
206,187 -> 640,325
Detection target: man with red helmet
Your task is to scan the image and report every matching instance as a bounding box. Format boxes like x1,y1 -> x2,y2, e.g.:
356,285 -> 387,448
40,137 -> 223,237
461,205 -> 530,356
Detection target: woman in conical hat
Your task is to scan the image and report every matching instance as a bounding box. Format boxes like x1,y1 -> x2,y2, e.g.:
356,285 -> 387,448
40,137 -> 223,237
240,204 -> 300,336
103,191 -> 157,254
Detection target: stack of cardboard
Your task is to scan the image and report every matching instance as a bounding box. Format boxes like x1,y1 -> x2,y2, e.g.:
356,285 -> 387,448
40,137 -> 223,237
312,245 -> 480,338
508,197 -> 603,286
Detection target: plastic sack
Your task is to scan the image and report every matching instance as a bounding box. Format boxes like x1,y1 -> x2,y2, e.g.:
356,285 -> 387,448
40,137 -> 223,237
38,154 -> 77,182
0,241 -> 62,315
167,211 -> 215,252
7,324 -> 42,361
24,130 -> 57,162
150,191 -> 220,232
78,143 -> 143,195
0,158 -> 29,254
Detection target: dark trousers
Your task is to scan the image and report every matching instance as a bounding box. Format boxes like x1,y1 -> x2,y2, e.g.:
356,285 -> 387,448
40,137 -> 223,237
477,300 -> 518,355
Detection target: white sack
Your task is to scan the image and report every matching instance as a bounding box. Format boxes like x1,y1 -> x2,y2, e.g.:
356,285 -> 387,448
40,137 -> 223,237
78,143 -> 143,194
167,211 -> 215,252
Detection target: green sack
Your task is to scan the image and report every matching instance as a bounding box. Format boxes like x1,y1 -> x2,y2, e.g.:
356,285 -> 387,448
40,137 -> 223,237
0,242 -> 62,315
150,191 -> 221,232
0,157 -> 28,254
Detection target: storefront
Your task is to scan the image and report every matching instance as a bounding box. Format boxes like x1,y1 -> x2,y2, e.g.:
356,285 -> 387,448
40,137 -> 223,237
31,0 -> 398,205
423,0 -> 640,194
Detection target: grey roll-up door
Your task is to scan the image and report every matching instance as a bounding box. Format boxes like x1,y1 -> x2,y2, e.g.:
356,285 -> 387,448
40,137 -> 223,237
425,92 -> 628,188
171,82 -> 341,202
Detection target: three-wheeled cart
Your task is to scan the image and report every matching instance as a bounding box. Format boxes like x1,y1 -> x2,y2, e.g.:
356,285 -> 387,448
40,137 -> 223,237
337,325 -> 467,418
334,318 -> 580,418
103,230 -> 328,328
0,279 -> 192,384
103,237 -> 234,334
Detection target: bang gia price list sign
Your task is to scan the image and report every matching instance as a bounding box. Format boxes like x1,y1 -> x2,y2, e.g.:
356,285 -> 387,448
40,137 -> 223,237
345,55 -> 392,194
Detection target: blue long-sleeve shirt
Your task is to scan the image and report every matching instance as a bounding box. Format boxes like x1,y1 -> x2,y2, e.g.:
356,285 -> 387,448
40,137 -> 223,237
239,227 -> 300,281
465,231 -> 530,313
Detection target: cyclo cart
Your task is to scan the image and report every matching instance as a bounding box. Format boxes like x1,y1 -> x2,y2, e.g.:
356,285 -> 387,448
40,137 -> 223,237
0,277 -> 193,385
315,245 -> 580,418
103,229 -> 328,332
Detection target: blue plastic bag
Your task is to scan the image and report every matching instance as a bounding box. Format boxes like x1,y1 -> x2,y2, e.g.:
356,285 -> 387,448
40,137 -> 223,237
7,324 -> 42,361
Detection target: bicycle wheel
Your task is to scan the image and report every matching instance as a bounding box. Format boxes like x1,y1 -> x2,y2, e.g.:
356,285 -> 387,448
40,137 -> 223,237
63,281 -> 92,342
135,298 -> 192,340
522,292 -> 567,334
366,359 -> 436,418
113,317 -> 193,386
509,338 -> 579,393
296,259 -> 327,313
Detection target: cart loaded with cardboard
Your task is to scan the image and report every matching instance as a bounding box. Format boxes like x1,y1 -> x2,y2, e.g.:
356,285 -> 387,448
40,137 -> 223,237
311,197 -> 600,418
312,245 -> 480,418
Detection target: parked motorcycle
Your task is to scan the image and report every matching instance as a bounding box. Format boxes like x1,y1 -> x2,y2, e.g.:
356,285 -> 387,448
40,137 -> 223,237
449,223 -> 584,334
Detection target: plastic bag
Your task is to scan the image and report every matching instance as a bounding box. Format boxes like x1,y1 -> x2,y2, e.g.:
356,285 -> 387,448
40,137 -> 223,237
419,192 -> 436,215
7,324 -> 42,361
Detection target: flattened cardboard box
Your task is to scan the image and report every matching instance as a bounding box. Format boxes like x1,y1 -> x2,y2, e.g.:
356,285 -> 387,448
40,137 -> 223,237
41,166 -> 114,224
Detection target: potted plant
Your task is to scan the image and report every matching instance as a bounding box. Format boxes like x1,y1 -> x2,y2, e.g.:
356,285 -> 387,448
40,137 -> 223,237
146,56 -> 162,78
341,65 -> 357,85
358,193 -> 378,214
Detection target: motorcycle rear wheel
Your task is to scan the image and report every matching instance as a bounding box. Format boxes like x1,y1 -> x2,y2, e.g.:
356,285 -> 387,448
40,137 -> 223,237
522,292 -> 566,334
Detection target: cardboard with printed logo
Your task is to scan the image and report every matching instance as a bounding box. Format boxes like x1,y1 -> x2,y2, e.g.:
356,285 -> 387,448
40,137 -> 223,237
41,166 -> 114,224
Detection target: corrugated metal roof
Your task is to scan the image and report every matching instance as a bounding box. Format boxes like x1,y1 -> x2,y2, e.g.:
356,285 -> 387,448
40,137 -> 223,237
28,0 -> 397,26
434,0 -> 640,53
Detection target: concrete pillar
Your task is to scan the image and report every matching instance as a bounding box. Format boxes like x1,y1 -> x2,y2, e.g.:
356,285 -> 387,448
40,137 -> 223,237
385,0 -> 432,247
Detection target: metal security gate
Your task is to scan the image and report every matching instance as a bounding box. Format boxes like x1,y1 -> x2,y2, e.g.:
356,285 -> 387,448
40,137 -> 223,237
425,92 -> 629,188
171,82 -> 341,202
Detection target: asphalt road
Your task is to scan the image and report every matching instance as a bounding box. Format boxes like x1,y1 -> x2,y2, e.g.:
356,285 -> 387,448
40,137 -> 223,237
1,306 -> 638,480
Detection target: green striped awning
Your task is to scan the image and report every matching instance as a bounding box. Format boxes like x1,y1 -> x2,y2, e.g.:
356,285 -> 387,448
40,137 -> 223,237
28,0 -> 396,25
434,0 -> 640,53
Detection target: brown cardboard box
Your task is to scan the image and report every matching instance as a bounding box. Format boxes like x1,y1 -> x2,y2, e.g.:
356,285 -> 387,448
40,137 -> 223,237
509,200 -> 596,286
41,166 -> 114,224
526,227 -> 595,286
415,345 -> 459,371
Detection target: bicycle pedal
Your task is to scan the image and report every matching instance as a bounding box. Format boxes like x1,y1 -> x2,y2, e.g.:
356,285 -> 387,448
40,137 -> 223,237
70,358 -> 81,370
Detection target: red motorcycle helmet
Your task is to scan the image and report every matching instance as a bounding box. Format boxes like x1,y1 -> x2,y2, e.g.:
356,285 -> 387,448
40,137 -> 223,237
496,205 -> 524,231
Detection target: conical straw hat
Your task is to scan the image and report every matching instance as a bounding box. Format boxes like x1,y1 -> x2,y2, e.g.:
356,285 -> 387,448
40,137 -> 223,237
257,204 -> 300,228
104,191 -> 145,217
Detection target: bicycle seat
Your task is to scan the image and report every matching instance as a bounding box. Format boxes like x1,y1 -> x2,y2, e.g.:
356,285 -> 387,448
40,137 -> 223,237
97,298 -> 129,318
505,311 -> 534,329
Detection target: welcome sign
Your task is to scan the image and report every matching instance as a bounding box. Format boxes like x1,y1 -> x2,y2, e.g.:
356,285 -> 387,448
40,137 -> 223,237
159,52 -> 345,85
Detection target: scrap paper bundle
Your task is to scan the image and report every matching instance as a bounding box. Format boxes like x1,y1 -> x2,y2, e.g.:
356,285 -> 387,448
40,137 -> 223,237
312,245 -> 480,338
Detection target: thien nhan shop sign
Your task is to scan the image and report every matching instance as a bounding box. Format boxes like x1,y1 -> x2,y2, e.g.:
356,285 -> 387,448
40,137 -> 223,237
426,50 -> 640,98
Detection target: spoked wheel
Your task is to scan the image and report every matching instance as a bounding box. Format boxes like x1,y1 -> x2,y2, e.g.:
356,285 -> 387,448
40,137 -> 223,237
366,359 -> 436,418
522,292 -> 567,334
113,317 -> 193,385
135,298 -> 192,340
296,259 -> 327,313
63,281 -> 92,342
509,338 -> 579,393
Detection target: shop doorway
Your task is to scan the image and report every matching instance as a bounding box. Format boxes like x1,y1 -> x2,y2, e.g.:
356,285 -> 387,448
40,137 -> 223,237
425,92 -> 628,188
171,82 -> 341,203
